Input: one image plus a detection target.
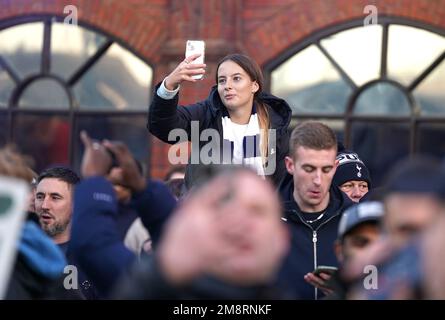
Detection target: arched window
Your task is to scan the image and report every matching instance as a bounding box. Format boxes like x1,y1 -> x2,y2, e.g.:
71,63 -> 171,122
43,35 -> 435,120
0,16 -> 153,173
268,18 -> 445,185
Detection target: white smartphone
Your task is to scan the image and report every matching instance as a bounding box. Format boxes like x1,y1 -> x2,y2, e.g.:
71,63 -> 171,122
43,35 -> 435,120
185,40 -> 205,80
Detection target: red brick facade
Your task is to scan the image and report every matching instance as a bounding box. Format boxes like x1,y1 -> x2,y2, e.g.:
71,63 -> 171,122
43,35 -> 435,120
1,0 -> 444,178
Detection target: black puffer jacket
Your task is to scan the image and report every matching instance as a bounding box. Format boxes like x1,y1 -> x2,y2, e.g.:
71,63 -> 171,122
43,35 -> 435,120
148,83 -> 291,189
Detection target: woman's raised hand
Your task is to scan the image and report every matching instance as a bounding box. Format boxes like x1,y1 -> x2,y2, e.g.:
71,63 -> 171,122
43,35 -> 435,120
164,53 -> 206,90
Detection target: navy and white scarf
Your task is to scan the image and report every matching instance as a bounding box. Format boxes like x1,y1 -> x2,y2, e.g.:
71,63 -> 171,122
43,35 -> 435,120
221,105 -> 265,176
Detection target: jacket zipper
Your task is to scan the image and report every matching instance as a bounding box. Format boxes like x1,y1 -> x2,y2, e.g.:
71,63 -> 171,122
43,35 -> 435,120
312,230 -> 318,300
291,210 -> 340,300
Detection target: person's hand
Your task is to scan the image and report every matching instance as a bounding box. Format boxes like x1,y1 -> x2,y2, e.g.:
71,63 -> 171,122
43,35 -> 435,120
80,131 -> 112,178
304,272 -> 334,296
164,53 -> 206,90
102,140 -> 146,193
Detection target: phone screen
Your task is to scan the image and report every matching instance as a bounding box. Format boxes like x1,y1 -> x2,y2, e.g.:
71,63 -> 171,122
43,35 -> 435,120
185,40 -> 205,80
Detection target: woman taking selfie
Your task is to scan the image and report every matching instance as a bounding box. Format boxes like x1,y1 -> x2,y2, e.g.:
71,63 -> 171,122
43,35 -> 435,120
148,52 -> 291,190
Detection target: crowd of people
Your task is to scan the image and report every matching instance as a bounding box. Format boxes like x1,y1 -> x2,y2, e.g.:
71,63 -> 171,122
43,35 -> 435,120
1,53 -> 445,300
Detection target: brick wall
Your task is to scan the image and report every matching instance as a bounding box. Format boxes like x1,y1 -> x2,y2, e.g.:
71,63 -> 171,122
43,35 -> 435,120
1,0 -> 444,179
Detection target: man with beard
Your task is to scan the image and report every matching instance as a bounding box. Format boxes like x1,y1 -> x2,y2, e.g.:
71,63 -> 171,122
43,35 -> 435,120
35,167 -> 78,244
35,166 -> 98,299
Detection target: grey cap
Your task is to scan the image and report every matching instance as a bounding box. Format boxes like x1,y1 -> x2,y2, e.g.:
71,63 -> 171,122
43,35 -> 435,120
338,201 -> 384,240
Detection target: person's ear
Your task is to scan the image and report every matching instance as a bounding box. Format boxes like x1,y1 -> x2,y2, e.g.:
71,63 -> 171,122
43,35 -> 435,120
285,156 -> 295,175
332,158 -> 339,175
252,81 -> 259,94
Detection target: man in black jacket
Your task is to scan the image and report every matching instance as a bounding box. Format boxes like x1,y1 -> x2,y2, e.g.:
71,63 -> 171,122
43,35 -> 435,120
278,121 -> 353,299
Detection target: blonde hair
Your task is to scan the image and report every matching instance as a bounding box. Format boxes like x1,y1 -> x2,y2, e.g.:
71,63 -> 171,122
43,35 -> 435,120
256,102 -> 270,164
0,145 -> 37,183
216,54 -> 271,165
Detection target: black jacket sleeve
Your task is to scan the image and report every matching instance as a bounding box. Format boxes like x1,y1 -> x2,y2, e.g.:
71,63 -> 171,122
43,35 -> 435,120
131,179 -> 177,249
147,83 -> 209,144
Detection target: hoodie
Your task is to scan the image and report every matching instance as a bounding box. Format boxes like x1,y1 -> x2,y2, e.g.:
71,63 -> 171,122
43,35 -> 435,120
148,83 -> 291,189
277,173 -> 353,299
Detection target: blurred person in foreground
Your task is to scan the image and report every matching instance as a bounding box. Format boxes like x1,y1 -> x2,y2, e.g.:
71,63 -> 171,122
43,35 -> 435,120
340,156 -> 445,299
114,166 -> 291,299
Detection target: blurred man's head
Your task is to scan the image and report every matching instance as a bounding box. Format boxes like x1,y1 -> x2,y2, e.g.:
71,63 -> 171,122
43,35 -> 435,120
333,149 -> 371,203
214,169 -> 289,284
35,167 -> 80,244
285,121 -> 338,212
335,201 -> 383,263
383,156 -> 444,248
160,166 -> 289,287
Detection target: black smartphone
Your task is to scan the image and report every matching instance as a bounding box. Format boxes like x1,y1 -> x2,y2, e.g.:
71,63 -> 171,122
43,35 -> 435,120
313,265 -> 338,277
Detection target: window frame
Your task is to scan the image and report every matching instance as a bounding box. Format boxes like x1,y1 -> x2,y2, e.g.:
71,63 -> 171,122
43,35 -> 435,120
0,15 -> 153,174
265,16 -> 445,154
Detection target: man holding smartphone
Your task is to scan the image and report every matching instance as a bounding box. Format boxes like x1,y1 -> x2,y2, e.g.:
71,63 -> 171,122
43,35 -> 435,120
277,122 -> 354,299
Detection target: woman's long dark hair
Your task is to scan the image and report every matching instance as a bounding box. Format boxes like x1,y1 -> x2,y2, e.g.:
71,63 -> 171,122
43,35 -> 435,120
216,54 -> 270,163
